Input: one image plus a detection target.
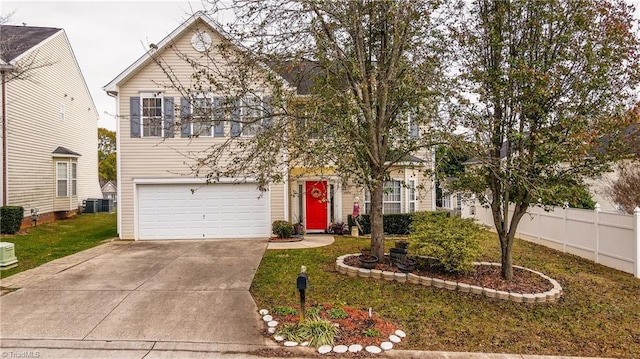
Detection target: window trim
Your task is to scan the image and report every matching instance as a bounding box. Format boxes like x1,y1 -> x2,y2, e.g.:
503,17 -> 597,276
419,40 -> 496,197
408,179 -> 417,213
56,162 -> 68,197
140,92 -> 164,138
71,162 -> 77,196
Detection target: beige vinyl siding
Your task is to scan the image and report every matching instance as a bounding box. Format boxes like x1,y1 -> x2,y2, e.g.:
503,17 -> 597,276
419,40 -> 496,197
5,31 -> 101,216
339,165 -> 435,222
116,21 -> 282,239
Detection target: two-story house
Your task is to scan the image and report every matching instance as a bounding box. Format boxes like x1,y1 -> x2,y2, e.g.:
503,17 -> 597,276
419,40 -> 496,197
1,25 -> 102,226
104,12 -> 435,240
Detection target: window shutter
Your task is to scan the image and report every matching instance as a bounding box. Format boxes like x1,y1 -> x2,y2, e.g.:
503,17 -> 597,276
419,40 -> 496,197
213,97 -> 224,137
130,97 -> 141,138
164,97 -> 174,138
262,96 -> 273,129
230,99 -> 241,137
180,97 -> 191,138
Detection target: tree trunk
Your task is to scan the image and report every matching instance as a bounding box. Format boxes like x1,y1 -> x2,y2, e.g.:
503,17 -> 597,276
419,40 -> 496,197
370,179 -> 385,260
499,231 -> 513,280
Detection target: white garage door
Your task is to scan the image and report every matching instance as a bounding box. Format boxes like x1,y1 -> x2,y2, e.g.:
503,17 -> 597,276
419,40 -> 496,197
137,183 -> 269,240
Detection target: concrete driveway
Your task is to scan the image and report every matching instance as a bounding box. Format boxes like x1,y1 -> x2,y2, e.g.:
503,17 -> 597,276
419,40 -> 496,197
0,239 -> 269,346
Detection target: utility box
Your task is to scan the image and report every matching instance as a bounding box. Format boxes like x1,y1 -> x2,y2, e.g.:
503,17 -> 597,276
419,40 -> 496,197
83,199 -> 99,213
0,242 -> 18,270
99,198 -> 113,213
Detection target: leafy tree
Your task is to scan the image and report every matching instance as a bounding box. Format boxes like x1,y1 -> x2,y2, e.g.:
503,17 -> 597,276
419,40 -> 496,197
451,0 -> 640,279
153,1 -> 449,259
606,162 -> 640,214
98,128 -> 116,181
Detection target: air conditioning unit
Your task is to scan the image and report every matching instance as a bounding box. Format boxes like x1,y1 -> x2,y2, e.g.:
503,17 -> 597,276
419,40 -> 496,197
0,242 -> 18,270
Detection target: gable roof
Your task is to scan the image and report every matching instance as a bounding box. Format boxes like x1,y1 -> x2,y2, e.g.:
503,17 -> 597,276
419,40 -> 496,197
0,25 -> 61,63
103,11 -> 291,96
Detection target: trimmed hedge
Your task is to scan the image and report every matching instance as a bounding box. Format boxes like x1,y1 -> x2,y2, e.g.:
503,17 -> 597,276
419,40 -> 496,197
348,210 -> 450,235
1,206 -> 24,234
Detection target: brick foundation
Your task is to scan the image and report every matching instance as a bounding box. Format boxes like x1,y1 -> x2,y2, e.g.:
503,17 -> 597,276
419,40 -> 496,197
20,209 -> 78,229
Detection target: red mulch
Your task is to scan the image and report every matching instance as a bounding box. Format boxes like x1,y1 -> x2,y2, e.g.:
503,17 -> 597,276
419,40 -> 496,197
269,236 -> 304,243
268,304 -> 398,348
343,255 -> 553,294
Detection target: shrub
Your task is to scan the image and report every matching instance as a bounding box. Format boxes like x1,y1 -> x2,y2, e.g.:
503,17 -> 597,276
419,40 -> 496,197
326,307 -> 348,319
306,305 -> 323,319
273,306 -> 297,316
362,328 -> 382,337
408,212 -> 481,274
293,222 -> 306,235
327,222 -> 347,235
272,220 -> 294,238
348,211 -> 450,235
276,318 -> 340,347
1,206 -> 24,234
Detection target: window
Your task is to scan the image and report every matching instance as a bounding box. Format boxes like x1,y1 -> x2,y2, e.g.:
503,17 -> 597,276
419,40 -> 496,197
71,163 -> 77,196
241,95 -> 262,137
383,180 -> 402,213
408,179 -> 417,212
407,111 -> 419,139
442,193 -> 451,209
56,162 -> 68,197
364,180 -> 403,214
192,97 -> 213,137
141,93 -> 163,137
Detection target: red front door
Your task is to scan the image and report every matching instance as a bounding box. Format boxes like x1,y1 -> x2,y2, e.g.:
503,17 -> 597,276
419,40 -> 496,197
305,181 -> 328,231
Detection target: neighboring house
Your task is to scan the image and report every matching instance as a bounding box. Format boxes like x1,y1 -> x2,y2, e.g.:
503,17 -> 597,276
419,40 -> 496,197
0,25 -> 102,226
103,12 -> 435,240
100,180 -> 117,205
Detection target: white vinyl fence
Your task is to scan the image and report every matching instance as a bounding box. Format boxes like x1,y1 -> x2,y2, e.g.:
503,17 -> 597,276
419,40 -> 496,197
462,201 -> 640,278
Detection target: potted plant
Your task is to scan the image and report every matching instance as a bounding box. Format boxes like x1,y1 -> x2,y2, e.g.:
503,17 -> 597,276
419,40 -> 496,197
293,222 -> 306,238
395,256 -> 417,273
358,246 -> 378,269
394,240 -> 409,249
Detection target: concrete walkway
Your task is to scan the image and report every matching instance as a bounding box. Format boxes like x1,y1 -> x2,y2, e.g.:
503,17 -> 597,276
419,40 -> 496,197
267,234 -> 335,250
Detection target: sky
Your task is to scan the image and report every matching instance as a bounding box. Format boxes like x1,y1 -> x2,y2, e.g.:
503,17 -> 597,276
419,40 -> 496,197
1,0 -> 639,132
1,1 -> 213,131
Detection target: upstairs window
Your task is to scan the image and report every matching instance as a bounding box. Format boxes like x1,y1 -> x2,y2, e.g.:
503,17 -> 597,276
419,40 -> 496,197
192,97 -> 213,137
241,95 -> 263,137
141,93 -> 163,137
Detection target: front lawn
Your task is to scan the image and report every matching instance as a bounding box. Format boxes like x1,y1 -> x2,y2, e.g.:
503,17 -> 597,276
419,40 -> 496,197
0,213 -> 117,278
250,232 -> 640,358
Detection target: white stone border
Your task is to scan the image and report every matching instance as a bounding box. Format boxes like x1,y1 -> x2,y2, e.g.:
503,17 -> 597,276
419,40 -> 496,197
258,309 -> 407,354
336,254 -> 563,303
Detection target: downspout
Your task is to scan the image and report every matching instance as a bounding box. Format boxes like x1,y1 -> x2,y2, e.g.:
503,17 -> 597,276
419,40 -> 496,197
1,65 -> 12,206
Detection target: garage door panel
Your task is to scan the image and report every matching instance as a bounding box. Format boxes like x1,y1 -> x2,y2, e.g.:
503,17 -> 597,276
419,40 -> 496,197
137,183 -> 269,240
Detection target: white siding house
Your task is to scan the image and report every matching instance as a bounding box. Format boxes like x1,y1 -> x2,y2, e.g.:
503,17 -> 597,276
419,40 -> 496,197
104,12 -> 435,240
0,25 -> 101,226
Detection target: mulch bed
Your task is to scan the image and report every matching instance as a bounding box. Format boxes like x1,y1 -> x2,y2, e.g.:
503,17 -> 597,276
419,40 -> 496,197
269,236 -> 304,243
268,304 -> 398,348
343,255 -> 553,294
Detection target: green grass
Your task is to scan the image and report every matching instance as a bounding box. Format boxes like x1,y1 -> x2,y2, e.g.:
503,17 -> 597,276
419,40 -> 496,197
250,232 -> 640,358
0,213 -> 117,279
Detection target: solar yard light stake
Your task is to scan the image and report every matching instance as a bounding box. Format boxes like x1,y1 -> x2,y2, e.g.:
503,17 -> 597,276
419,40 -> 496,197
297,265 -> 308,323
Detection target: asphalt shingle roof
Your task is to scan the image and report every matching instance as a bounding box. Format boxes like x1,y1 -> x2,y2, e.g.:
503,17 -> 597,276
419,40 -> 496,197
0,25 -> 60,62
